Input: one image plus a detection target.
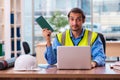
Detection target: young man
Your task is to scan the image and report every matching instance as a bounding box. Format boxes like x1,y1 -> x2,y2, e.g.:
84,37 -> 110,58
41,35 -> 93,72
42,8 -> 106,68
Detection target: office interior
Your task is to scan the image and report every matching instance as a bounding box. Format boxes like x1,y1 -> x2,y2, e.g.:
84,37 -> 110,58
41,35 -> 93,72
1,0 -> 120,80
0,0 -> 120,66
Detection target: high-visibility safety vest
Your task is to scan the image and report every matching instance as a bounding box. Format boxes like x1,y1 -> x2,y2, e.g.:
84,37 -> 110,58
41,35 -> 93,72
56,29 -> 98,46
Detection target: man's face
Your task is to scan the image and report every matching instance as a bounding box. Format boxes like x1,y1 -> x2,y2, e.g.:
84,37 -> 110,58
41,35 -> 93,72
68,12 -> 85,31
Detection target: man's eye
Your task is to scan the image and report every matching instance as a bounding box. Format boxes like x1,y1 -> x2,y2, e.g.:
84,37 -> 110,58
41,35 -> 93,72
76,18 -> 82,22
77,18 -> 82,21
70,18 -> 74,21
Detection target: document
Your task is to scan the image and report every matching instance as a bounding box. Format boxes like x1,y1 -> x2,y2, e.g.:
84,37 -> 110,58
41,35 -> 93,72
36,16 -> 54,32
110,61 -> 120,70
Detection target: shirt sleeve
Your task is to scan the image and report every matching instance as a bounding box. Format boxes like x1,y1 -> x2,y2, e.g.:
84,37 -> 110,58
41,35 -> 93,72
91,36 -> 106,66
44,37 -> 61,65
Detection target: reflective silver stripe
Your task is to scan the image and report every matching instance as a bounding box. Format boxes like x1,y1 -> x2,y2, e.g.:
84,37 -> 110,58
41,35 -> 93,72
88,30 -> 92,46
61,31 -> 66,45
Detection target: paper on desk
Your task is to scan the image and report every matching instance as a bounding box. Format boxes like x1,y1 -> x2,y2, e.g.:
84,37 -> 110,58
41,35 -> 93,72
38,64 -> 56,69
110,61 -> 120,70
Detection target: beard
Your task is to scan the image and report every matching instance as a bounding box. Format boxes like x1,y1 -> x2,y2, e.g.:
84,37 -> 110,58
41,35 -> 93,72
71,25 -> 82,32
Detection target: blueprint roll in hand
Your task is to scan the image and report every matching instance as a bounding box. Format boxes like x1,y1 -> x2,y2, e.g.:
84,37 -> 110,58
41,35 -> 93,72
36,16 -> 54,32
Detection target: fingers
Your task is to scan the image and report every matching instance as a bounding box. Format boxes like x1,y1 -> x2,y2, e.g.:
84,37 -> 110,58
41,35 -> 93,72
42,28 -> 52,37
43,28 -> 51,33
91,61 -> 97,68
42,28 -> 52,46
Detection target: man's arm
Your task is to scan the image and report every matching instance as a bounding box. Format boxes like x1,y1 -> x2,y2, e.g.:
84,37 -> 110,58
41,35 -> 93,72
91,36 -> 106,67
42,28 -> 55,64
44,37 -> 61,65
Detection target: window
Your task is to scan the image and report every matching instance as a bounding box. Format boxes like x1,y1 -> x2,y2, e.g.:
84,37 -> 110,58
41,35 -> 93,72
23,0 -> 120,61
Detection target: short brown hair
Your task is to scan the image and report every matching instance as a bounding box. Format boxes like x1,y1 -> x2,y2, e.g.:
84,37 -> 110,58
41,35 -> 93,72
68,8 -> 85,19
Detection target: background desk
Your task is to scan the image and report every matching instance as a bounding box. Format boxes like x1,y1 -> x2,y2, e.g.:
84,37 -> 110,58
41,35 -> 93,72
106,41 -> 120,57
0,62 -> 120,80
35,43 -> 46,64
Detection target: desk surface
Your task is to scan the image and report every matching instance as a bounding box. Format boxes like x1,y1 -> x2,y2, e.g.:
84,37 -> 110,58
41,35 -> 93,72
0,62 -> 120,79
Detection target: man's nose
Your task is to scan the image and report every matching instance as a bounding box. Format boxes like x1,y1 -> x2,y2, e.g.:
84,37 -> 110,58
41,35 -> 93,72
73,20 -> 77,25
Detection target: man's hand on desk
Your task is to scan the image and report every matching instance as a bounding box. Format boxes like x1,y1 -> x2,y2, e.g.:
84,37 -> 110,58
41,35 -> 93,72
91,61 -> 97,68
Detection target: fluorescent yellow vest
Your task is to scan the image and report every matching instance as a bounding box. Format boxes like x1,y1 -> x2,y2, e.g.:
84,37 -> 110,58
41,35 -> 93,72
56,29 -> 98,46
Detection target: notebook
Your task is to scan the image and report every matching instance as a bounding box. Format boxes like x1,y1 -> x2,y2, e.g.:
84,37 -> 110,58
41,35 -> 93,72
57,46 -> 92,69
36,16 -> 54,32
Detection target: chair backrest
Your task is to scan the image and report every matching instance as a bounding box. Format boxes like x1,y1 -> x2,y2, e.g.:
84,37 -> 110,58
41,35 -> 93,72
98,33 -> 106,53
22,41 -> 30,54
22,41 -> 36,57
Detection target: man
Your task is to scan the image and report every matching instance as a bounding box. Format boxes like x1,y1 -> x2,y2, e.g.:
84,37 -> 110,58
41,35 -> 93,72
42,8 -> 106,68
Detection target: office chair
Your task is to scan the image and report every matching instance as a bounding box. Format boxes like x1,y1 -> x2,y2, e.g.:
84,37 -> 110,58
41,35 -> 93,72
98,33 -> 106,53
22,41 -> 36,57
99,33 -> 120,61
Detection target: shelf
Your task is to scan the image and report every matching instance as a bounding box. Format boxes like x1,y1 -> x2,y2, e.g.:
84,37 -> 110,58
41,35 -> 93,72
0,25 -> 4,41
0,40 -> 4,44
16,24 -> 22,26
17,51 -> 21,53
0,1 -> 4,57
0,0 -> 4,7
11,51 -> 21,57
10,0 -> 23,58
0,0 -> 23,58
0,24 -> 4,26
16,13 -> 22,24
16,10 -> 22,13
11,26 -> 21,38
11,24 -> 14,26
0,8 -> 4,24
11,51 -> 21,53
16,0 -> 21,11
11,37 -> 21,40
10,0 -> 14,12
0,7 -> 4,10
11,38 -> 14,40
17,37 -> 21,40
11,24 -> 21,26
11,10 -> 21,13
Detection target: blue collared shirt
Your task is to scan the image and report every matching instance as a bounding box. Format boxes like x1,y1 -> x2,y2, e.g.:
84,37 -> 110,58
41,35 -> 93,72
44,29 -> 106,66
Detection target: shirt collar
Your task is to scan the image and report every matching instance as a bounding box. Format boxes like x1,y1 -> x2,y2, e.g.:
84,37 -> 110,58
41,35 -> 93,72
70,28 -> 85,39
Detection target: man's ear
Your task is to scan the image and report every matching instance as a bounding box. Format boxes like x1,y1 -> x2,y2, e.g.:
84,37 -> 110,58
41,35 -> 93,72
82,19 -> 85,23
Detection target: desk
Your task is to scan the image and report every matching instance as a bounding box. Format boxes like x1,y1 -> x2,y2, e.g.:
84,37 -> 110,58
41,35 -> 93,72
0,62 -> 120,80
106,41 -> 120,61
35,43 -> 46,64
106,41 -> 120,57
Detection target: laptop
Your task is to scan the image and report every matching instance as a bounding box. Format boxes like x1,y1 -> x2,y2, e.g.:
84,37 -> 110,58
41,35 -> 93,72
57,46 -> 92,69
